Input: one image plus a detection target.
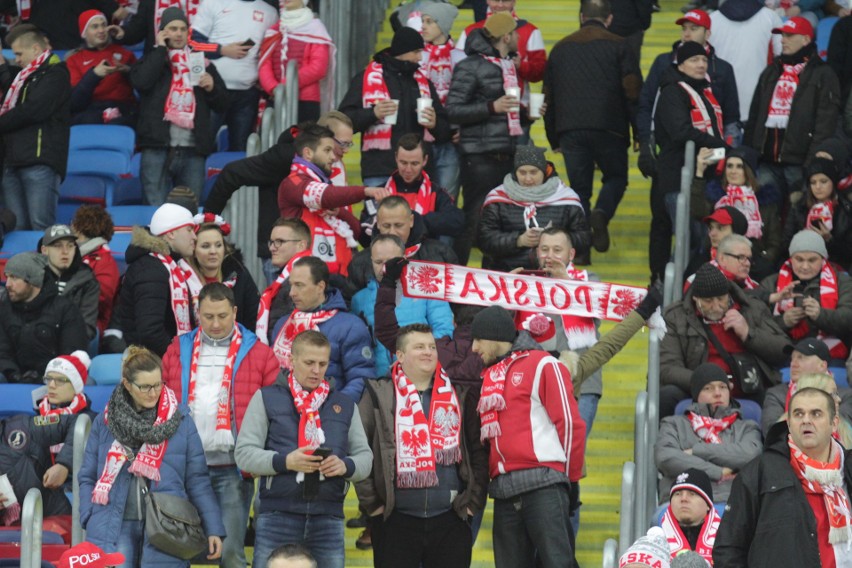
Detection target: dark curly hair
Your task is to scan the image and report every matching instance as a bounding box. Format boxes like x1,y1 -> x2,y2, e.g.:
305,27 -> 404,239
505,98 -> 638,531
71,205 -> 115,241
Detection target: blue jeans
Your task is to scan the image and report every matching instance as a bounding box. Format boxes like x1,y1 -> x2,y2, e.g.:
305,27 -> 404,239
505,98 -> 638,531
492,483 -> 576,568
115,519 -> 146,568
211,88 -> 260,152
560,130 -> 629,220
2,164 -> 60,230
253,510 -> 345,568
208,467 -> 254,568
140,147 -> 206,206
431,141 -> 460,200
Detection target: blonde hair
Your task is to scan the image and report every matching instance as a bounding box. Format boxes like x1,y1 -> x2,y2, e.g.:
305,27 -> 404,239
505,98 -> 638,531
122,345 -> 163,383
796,373 -> 852,448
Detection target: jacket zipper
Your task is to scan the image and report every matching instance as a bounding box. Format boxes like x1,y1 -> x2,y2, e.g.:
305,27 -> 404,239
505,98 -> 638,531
37,129 -> 42,158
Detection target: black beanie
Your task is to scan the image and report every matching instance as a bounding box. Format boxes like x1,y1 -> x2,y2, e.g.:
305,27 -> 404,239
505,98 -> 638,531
690,362 -> 729,402
676,41 -> 706,64
670,468 -> 715,508
726,146 -> 760,179
471,306 -> 517,343
514,145 -> 547,174
159,7 -> 188,31
389,27 -> 425,56
691,263 -> 729,299
806,157 -> 839,188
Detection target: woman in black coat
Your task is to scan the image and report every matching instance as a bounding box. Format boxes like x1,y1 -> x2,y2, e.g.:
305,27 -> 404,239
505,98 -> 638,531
477,145 -> 591,271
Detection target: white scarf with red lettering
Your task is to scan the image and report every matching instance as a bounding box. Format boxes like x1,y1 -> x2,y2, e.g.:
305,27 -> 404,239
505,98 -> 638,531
481,54 -> 523,137
478,350 -> 528,441
385,171 -> 436,215
288,372 -> 329,451
422,38 -> 454,104
392,361 -> 461,488
715,185 -> 763,239
151,252 -> 193,334
807,200 -> 835,233
0,49 -> 50,116
256,250 -> 311,346
92,386 -> 179,504
678,81 -> 723,135
661,503 -> 721,563
361,60 -> 434,150
687,410 -> 738,444
154,0 -> 199,29
766,62 -> 806,129
187,326 -> 242,451
273,308 -> 338,369
293,159 -> 358,248
164,47 -> 196,130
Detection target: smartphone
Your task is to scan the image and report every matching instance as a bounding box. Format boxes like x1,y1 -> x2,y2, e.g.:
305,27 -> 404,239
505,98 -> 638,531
242,38 -> 255,47
312,447 -> 333,460
794,296 -> 804,309
706,147 -> 726,164
302,447 -> 332,500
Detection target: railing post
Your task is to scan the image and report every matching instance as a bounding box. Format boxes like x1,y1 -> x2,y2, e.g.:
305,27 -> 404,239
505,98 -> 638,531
72,413 -> 91,545
260,107 -> 274,152
619,461 -> 636,555
646,334 -> 661,526
273,84 -> 286,139
285,60 -> 299,127
21,488 -> 43,568
602,538 -> 619,568
222,133 -> 263,285
663,262 -> 676,308
633,391 -> 648,541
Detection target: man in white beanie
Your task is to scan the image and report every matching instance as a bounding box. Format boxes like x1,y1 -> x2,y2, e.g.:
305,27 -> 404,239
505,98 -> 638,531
113,203 -> 198,356
620,527 -> 671,568
760,229 -> 852,366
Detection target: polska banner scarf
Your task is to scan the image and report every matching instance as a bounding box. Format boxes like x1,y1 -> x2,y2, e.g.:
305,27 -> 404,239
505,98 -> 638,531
256,250 -> 311,345
678,81 -> 723,135
481,55 -> 523,137
289,372 -> 329,451
164,47 -> 196,130
422,38 -> 454,104
293,158 -> 358,249
385,171 -> 437,215
93,386 -> 179,504
661,504 -> 721,563
151,253 -> 193,334
774,259 -> 847,359
807,200 -> 835,233
789,436 -> 852,548
392,361 -> 461,488
766,62 -> 806,129
0,49 -> 50,116
154,0 -> 199,29
187,326 -> 242,451
687,410 -> 738,444
478,351 -> 528,440
361,60 -> 434,151
273,308 -> 338,369
715,186 -> 763,239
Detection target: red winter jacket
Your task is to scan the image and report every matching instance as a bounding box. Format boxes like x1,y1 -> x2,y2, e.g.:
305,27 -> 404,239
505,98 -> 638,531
82,242 -> 120,335
258,37 -> 329,102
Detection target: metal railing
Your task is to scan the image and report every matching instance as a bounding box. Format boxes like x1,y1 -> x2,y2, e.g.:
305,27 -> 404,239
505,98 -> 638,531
602,538 -> 619,568
223,133 -> 263,285
670,140 -> 696,302
618,461 -> 636,555
21,488 -> 43,568
272,60 -> 299,136
71,413 -> 92,545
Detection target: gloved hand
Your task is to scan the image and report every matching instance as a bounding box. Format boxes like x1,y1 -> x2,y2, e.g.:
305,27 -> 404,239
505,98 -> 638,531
635,280 -> 663,320
637,141 -> 657,179
380,257 -> 408,287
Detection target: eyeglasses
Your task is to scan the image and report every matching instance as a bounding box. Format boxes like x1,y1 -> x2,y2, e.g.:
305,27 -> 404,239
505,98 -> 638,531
130,382 -> 164,394
43,376 -> 71,386
333,137 -> 354,150
268,239 -> 303,249
722,252 -> 752,264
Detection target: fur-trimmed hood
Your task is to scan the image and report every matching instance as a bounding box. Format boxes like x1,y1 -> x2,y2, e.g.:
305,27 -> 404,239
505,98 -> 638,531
126,226 -> 171,263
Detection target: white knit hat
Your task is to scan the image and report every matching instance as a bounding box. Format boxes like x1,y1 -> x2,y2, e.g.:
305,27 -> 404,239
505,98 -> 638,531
44,350 -> 91,394
620,527 -> 671,568
150,203 -> 196,236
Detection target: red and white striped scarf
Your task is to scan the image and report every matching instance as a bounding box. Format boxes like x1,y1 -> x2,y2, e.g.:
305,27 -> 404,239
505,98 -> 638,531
661,503 -> 721,563
392,361 -> 461,488
385,171 -> 437,215
361,60 -> 434,150
92,386 -> 179,505
483,180 -> 583,228
422,38 -> 454,105
292,159 -> 358,248
478,351 -> 528,441
481,54 -> 523,137
715,185 -> 763,239
687,410 -> 738,444
678,81 -> 723,135
154,0 -> 199,29
39,394 -> 88,455
712,259 -> 759,290
164,47 -> 196,130
807,201 -> 835,233
288,372 -> 330,450
15,0 -> 30,20
256,250 -> 311,346
0,49 -> 50,116
766,62 -> 806,129
187,326 -> 242,451
150,253 -> 193,335
273,308 -> 338,369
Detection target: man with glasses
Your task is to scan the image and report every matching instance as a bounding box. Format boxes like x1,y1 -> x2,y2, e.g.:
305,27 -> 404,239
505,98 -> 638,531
686,235 -> 759,292
0,252 -> 88,384
40,224 -> 100,340
659,262 -> 790,417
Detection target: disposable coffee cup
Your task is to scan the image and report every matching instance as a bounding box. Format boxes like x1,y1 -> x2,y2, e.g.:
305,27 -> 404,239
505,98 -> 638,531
188,52 -> 205,86
505,86 -> 520,100
384,99 -> 400,125
417,97 -> 432,125
529,93 -> 545,118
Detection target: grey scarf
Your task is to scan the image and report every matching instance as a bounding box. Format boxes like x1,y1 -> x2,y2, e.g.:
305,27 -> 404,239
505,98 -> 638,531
106,385 -> 182,450
502,173 -> 561,204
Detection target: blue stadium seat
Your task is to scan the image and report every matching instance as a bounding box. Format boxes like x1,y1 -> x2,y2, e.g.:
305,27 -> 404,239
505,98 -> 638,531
781,366 -> 848,388
111,153 -> 143,206
107,205 -> 158,232
69,125 -> 135,159
0,385 -> 38,418
216,126 -> 229,152
0,231 -> 42,259
0,530 -> 64,544
109,232 -> 133,274
86,385 -> 115,413
59,175 -> 108,206
88,354 -> 123,386
817,17 -> 838,60
203,152 -> 245,206
55,204 -> 78,225
674,398 -> 762,424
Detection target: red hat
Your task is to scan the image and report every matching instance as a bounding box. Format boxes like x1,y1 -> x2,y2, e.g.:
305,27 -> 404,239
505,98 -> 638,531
58,542 -> 125,568
676,9 -> 711,30
44,350 -> 91,394
772,16 -> 814,39
703,206 -> 748,236
79,9 -> 107,38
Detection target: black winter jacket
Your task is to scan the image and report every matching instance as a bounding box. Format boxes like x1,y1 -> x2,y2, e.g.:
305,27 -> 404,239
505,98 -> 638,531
543,20 -> 642,149
827,15 -> 852,101
654,66 -> 727,196
339,50 -> 451,180
608,0 -> 653,37
0,0 -> 119,50
446,29 -> 520,156
218,253 -> 261,333
43,254 -> 101,341
0,286 -> 88,381
713,421 -> 852,568
745,44 -> 840,166
129,47 -> 229,155
780,196 -> 852,271
0,55 -> 71,176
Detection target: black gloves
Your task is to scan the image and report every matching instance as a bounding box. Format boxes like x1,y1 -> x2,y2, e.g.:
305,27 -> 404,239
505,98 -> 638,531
635,280 -> 663,320
380,257 -> 408,288
637,141 -> 657,179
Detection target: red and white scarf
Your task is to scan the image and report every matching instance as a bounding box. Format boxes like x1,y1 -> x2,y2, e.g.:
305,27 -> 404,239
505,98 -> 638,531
256,250 -> 311,345
273,308 -> 338,369
807,201 -> 835,233
422,39 -> 454,105
0,49 -> 50,116
39,394 -> 89,455
361,60 -> 434,150
481,54 -> 523,137
774,259 -> 846,359
289,372 -> 329,451
661,503 -> 721,563
711,259 -> 759,290
678,81 -> 723,135
154,0 -> 199,29
151,253 -> 193,334
766,62 -> 806,129
687,410 -> 738,444
478,351 -> 528,441
15,0 -> 30,20
293,159 -> 358,249
187,326 -> 242,451
392,361 -> 461,488
789,436 -> 852,547
385,172 -> 437,215
483,180 -> 583,229
715,185 -> 763,239
92,386 -> 179,505
164,47 -> 196,130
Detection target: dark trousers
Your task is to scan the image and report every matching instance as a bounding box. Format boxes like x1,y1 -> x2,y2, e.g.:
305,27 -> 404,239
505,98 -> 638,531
623,30 -> 644,68
560,130 -> 629,220
371,510 -> 472,568
454,151 -> 514,265
472,0 -> 487,21
211,87 -> 261,152
648,176 -> 674,283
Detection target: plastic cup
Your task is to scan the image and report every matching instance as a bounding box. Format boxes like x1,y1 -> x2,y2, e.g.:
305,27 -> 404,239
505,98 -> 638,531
417,97 -> 432,125
529,93 -> 545,118
384,99 -> 400,125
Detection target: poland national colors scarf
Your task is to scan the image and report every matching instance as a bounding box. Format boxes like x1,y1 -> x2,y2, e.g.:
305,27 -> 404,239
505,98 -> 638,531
0,49 -> 50,116
480,54 -> 523,137
661,504 -> 721,564
361,60 -> 434,150
164,47 -> 196,130
151,252 -> 193,334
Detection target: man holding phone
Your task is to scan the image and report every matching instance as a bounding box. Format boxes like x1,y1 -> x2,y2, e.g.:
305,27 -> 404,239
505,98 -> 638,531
236,330 -> 373,568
